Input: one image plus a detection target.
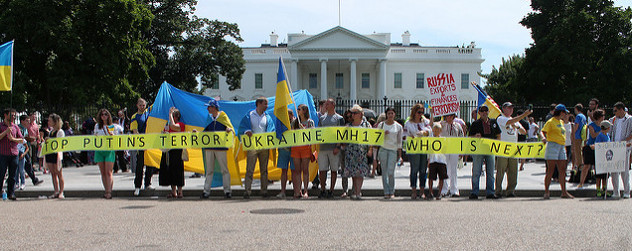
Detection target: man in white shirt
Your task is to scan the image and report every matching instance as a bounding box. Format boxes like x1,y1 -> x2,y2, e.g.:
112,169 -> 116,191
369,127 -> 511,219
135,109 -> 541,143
609,102 -> 632,198
495,102 -> 531,198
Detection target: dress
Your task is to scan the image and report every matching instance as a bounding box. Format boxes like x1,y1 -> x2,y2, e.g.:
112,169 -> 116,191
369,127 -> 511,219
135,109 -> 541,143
159,122 -> 186,187
343,120 -> 371,178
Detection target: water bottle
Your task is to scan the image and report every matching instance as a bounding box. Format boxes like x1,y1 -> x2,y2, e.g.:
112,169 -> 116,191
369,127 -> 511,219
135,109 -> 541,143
2,190 -> 6,201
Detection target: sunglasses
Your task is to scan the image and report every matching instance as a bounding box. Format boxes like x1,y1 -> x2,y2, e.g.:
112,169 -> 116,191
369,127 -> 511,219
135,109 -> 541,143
416,111 -> 423,114
351,111 -> 360,114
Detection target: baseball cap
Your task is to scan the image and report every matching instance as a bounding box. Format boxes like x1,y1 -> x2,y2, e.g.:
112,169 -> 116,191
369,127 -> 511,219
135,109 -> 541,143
555,104 -> 569,113
502,102 -> 513,108
600,120 -> 612,129
479,106 -> 489,112
205,99 -> 220,109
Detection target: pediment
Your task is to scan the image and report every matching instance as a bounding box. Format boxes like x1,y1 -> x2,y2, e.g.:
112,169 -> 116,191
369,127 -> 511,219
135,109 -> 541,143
289,26 -> 389,51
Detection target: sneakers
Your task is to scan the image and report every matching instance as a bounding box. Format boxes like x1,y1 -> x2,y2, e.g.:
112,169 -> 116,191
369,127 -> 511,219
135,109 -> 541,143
134,188 -> 140,196
327,190 -> 334,199
350,194 -> 357,200
276,192 -> 286,199
596,189 -> 603,197
33,179 -> 44,186
144,185 -> 155,191
623,194 -> 630,199
200,193 -> 210,199
486,194 -> 499,199
318,190 -> 326,199
469,194 -> 478,200
19,184 -> 25,190
225,192 -> 232,199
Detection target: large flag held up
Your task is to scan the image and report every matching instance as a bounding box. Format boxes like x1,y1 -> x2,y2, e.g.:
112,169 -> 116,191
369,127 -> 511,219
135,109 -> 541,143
0,40 -> 14,91
472,82 -> 502,119
143,82 -> 319,187
274,57 -> 295,139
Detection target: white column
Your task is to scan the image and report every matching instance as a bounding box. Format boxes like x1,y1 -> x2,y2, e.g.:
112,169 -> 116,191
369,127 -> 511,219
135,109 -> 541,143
349,58 -> 357,100
290,59 -> 299,91
320,58 -> 328,99
378,59 -> 387,99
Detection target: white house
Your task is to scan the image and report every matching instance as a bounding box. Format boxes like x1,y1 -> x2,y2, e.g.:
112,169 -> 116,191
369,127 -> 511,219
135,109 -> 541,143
205,26 -> 484,103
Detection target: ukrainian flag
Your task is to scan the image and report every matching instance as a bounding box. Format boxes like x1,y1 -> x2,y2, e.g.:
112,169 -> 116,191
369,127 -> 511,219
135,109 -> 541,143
274,57 -> 294,139
0,40 -> 14,91
472,82 -> 502,119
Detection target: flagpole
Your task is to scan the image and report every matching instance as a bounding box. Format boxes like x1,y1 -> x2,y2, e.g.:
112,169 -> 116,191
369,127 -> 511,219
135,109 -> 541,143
10,40 -> 14,108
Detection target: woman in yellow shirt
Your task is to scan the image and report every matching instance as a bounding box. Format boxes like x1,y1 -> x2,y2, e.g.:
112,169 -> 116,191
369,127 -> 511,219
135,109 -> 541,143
541,104 -> 574,199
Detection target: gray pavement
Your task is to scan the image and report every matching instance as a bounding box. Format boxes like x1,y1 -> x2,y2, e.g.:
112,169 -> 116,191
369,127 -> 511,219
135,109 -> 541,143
2,197 -> 632,250
10,160 -> 615,198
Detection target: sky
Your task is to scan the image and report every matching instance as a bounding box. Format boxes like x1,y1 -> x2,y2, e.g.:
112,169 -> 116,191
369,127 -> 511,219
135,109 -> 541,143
196,0 -> 632,82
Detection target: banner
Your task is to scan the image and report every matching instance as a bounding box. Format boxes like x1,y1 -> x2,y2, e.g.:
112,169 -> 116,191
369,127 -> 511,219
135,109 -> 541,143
428,73 -> 459,117
595,141 -> 628,174
41,131 -> 234,155
240,127 -> 385,150
405,137 -> 546,158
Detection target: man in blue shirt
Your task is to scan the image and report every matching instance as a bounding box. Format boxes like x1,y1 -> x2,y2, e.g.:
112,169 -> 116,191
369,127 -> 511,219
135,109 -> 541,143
201,99 -> 234,199
572,104 -> 586,171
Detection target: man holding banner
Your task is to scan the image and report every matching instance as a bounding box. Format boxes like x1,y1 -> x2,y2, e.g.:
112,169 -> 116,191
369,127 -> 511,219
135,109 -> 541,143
608,102 -> 632,198
238,97 -> 275,198
495,102 -> 531,198
317,98 -> 345,198
468,105 -> 501,199
131,98 -> 155,196
201,99 -> 234,199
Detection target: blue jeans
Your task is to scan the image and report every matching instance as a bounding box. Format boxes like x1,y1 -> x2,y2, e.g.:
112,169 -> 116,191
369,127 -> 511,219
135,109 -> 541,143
0,155 -> 18,196
378,148 -> 397,195
409,154 -> 427,189
472,154 -> 495,196
15,153 -> 26,186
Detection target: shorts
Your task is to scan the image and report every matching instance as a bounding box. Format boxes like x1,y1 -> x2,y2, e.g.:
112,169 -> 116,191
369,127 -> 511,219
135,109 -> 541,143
582,145 -> 595,165
428,162 -> 448,180
277,148 -> 295,170
291,145 -> 312,159
318,149 -> 341,172
544,142 -> 566,160
94,151 -> 116,163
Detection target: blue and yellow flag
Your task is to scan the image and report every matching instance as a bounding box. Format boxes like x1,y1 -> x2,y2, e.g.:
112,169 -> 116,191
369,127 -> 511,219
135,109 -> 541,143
472,82 -> 502,119
274,57 -> 294,139
0,40 -> 14,91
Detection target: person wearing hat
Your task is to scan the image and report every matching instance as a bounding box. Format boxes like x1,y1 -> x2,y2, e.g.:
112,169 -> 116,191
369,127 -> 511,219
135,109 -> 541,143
608,101 -> 632,198
200,99 -> 234,199
439,113 -> 464,197
541,104 -> 575,199
467,105 -> 501,199
495,102 -> 531,198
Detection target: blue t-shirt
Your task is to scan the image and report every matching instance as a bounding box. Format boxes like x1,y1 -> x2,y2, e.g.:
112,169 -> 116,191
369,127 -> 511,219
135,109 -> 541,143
595,132 -> 610,143
586,122 -> 601,146
574,113 -> 586,140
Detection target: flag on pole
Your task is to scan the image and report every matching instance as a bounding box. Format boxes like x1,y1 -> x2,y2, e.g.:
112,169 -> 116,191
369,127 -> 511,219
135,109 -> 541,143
274,57 -> 294,139
472,82 -> 502,119
0,40 -> 14,91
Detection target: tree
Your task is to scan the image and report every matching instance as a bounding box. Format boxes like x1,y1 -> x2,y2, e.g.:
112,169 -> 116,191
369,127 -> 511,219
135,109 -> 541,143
481,55 -> 525,104
0,0 -> 154,108
140,0 -> 245,99
519,0 -> 632,105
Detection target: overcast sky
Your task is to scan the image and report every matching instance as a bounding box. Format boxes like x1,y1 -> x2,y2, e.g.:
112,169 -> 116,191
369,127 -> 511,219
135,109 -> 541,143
196,0 -> 632,82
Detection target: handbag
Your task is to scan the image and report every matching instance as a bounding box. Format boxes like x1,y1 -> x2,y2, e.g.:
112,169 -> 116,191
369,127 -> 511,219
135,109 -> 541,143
181,148 -> 189,161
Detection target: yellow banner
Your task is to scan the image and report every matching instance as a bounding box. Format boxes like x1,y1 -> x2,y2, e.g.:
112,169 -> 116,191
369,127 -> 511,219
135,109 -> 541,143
240,127 -> 385,150
41,132 -> 234,155
405,137 -> 546,158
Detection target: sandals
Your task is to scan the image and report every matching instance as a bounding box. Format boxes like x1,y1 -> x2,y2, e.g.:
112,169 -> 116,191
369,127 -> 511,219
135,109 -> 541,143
167,193 -> 177,199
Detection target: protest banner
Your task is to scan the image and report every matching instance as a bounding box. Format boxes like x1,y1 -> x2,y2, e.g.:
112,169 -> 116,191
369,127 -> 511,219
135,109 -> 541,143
40,131 -> 234,155
240,127 -> 384,150
427,73 -> 459,117
405,137 -> 546,158
594,141 -> 628,174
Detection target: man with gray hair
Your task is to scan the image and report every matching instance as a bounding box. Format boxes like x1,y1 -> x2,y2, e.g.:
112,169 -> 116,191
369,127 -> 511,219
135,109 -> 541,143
317,98 -> 345,198
609,101 -> 632,199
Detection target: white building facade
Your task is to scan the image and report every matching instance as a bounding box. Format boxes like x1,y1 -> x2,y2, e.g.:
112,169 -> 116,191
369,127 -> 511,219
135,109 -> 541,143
205,26 -> 484,103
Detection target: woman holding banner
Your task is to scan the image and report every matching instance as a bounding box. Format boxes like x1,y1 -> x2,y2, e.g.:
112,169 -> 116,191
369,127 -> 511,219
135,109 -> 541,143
404,104 -> 432,199
159,107 -> 186,199
343,105 -> 372,199
45,114 -> 66,199
542,104 -> 574,199
291,104 -> 315,199
94,109 -> 120,199
375,107 -> 403,199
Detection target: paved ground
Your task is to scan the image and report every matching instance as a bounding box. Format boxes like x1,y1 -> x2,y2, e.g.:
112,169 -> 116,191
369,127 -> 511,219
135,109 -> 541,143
11,160 -> 610,198
2,197 -> 631,250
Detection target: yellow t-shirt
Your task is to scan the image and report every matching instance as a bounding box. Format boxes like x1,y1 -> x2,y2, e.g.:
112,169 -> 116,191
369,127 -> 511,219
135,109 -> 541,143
542,118 -> 566,145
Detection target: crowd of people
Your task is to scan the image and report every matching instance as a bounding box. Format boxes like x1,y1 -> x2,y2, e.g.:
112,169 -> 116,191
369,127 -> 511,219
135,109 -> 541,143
1,96 -> 631,201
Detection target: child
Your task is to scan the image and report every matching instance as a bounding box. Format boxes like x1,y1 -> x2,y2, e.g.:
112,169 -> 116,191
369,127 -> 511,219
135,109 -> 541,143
427,122 -> 448,200
591,120 -> 613,197
16,137 -> 29,190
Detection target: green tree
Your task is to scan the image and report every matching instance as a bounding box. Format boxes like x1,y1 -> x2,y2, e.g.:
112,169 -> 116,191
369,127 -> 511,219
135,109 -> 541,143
519,0 -> 632,105
0,0 -> 154,108
140,0 -> 245,99
481,55 -> 525,104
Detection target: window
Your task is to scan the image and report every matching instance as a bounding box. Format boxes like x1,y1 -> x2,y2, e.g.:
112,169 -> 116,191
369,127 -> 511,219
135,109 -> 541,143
210,77 -> 219,89
255,73 -> 263,89
394,73 -> 402,89
335,73 -> 344,89
461,73 -> 469,89
416,73 -> 424,89
309,73 -> 318,89
361,73 -> 370,89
